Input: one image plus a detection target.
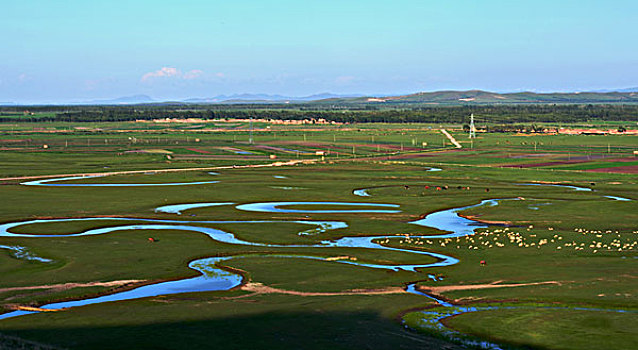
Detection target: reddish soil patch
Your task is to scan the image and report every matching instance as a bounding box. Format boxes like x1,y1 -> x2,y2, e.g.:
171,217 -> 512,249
502,160 -> 588,168
347,150 -> 460,162
585,165 -> 638,174
458,214 -> 512,225
349,144 -> 423,151
502,157 -> 635,169
417,280 -> 561,296
0,280 -> 145,293
241,283 -> 405,296
509,153 -> 555,159
606,158 -> 638,162
269,140 -> 423,152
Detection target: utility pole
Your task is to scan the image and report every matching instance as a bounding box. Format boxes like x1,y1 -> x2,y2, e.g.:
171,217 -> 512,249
469,113 -> 476,139
249,117 -> 253,144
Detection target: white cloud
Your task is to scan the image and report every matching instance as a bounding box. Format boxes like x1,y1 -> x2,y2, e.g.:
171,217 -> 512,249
141,67 -> 181,82
140,67 -> 225,83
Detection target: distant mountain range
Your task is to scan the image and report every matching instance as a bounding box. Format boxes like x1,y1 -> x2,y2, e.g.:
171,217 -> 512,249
318,89 -> 638,105
69,93 -> 361,105
183,93 -> 363,103
94,89 -> 638,105
4,89 -> 638,106
84,94 -> 156,105
592,87 -> 638,93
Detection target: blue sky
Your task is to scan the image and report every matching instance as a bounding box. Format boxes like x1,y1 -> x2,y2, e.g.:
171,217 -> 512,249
1,0 -> 636,103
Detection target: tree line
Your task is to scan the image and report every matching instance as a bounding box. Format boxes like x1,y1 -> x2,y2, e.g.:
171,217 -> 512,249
1,104 -> 637,124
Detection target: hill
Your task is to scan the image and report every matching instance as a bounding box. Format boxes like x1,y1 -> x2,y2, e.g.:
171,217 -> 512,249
318,90 -> 638,105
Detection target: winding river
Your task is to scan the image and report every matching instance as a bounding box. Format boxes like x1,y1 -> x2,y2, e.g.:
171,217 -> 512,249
235,202 -> 401,214
0,196 -> 508,320
0,257 -> 241,320
1,174 -> 634,348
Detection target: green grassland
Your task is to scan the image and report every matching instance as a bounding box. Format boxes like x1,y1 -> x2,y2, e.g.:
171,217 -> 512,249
0,120 -> 636,349
444,308 -> 637,350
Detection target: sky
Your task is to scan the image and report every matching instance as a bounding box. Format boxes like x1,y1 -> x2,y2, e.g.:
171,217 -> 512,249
1,0 -> 636,103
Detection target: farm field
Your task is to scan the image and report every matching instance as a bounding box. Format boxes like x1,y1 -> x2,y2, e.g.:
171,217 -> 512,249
0,120 -> 636,350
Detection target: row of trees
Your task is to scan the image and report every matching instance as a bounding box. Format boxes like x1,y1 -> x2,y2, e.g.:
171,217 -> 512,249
1,104 -> 637,124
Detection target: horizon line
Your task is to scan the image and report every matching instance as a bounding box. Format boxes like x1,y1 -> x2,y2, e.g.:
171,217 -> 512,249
2,87 -> 638,106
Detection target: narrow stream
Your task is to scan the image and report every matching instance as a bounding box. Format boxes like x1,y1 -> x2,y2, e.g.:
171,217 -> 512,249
0,245 -> 52,263
155,203 -> 235,215
235,201 -> 401,214
21,176 -> 219,187
1,176 -> 632,348
0,257 -> 240,320
0,198 -> 504,320
604,195 -> 632,201
404,282 -> 636,350
518,183 -> 593,191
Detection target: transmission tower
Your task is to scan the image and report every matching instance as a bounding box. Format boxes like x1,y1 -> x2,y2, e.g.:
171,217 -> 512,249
249,117 -> 253,144
469,113 -> 476,139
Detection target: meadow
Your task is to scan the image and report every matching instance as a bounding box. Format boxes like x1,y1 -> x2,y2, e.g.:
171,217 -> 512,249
0,119 -> 636,349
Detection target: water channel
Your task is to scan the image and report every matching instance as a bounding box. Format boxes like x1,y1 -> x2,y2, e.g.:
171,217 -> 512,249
1,174 -> 633,348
